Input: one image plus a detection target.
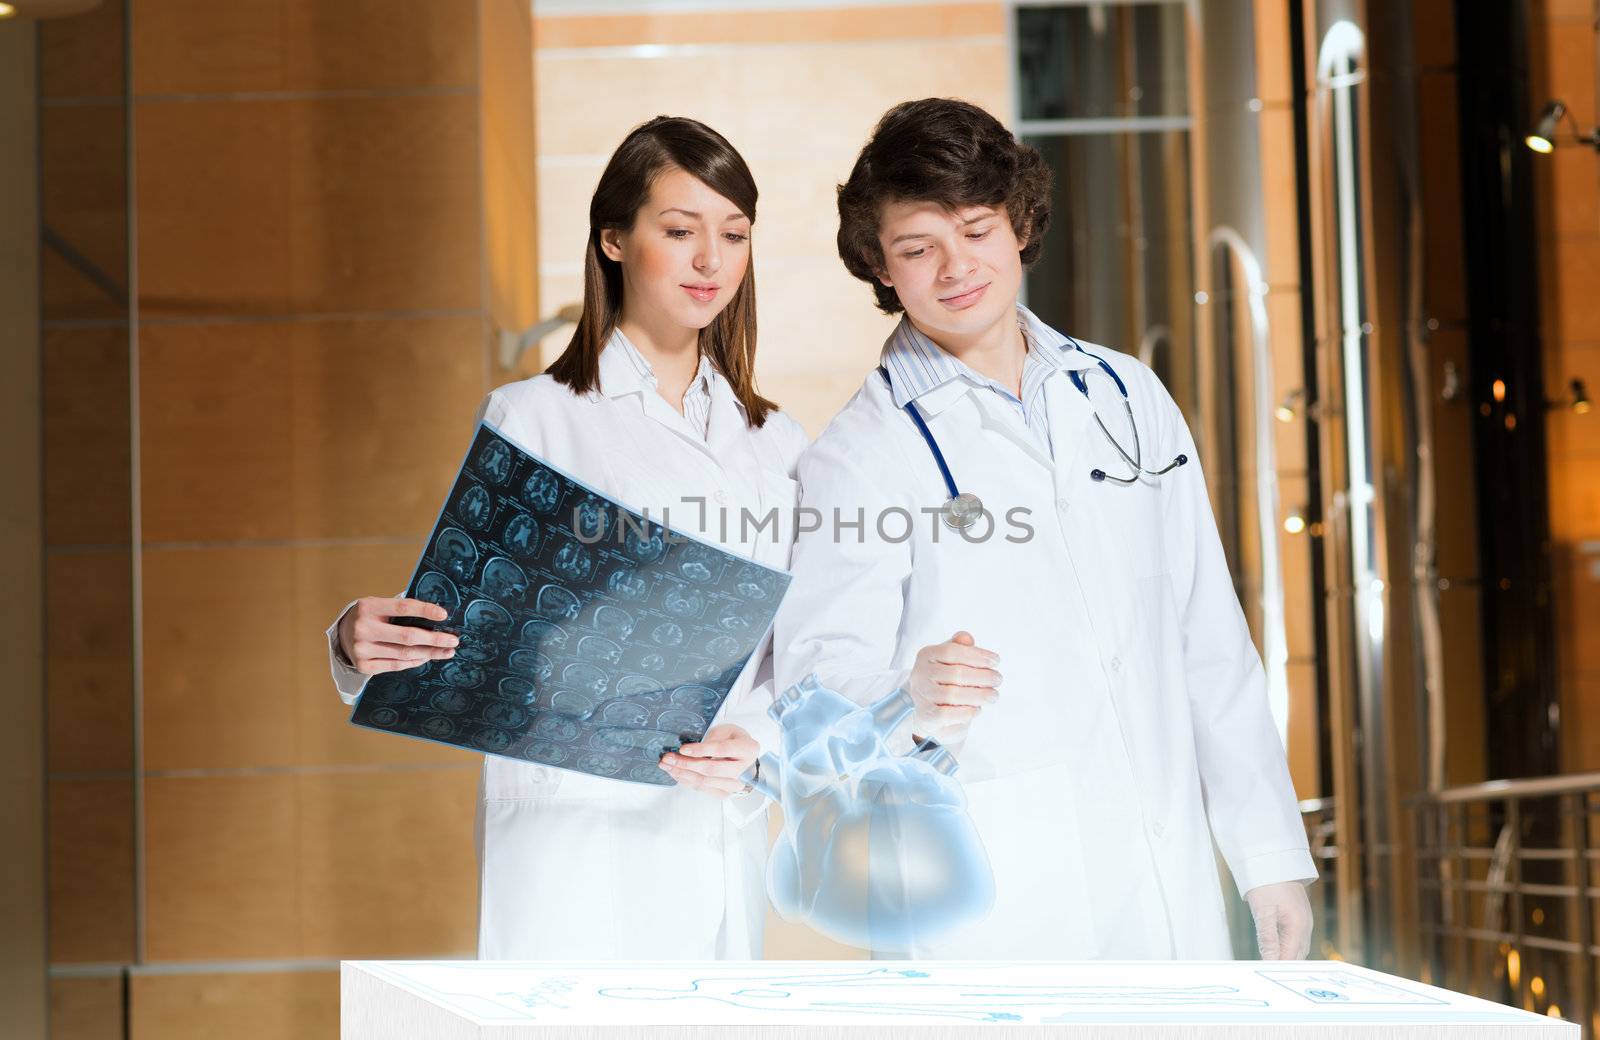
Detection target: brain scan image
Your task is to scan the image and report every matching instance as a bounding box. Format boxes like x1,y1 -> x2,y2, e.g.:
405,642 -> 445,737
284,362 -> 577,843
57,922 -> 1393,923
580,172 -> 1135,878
349,425 -> 792,785
663,585 -> 706,619
475,439 -> 513,484
483,702 -> 527,729
457,482 -> 494,530
369,676 -> 417,705
472,727 -> 513,753
503,512 -> 541,559
518,619 -> 566,650
607,567 -> 648,601
521,468 -> 561,514
735,565 -> 777,601
593,604 -> 635,640
463,599 -> 514,642
552,540 -> 594,582
615,674 -> 660,697
535,585 -> 580,621
678,544 -> 718,583
498,676 -> 536,704
523,739 -> 569,766
577,635 -> 623,666
420,716 -> 456,740
577,751 -> 622,776
481,557 -> 528,604
650,621 -> 684,647
533,714 -> 580,743
416,571 -> 460,613
562,662 -> 607,696
670,685 -> 717,710
624,524 -> 667,563
507,649 -> 554,683
598,700 -> 651,728
703,634 -> 741,661
440,662 -> 486,690
549,688 -> 599,720
572,496 -> 611,544
432,526 -> 478,581
453,630 -> 501,664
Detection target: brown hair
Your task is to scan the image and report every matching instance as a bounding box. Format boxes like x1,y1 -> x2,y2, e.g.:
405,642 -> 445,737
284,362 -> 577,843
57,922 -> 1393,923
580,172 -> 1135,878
836,98 -> 1053,315
547,116 -> 775,426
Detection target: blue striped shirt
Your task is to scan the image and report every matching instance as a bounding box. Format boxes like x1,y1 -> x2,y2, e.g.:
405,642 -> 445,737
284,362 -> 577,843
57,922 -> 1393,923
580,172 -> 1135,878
880,306 -> 1077,456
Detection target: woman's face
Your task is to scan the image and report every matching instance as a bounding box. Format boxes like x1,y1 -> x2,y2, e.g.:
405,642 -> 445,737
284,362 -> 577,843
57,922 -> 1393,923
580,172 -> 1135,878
600,166 -> 752,333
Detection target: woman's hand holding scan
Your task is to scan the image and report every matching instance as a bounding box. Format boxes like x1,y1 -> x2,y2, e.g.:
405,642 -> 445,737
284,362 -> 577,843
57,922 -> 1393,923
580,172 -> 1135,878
338,597 -> 459,675
660,724 -> 760,798
1245,880 -> 1314,960
906,631 -> 1002,740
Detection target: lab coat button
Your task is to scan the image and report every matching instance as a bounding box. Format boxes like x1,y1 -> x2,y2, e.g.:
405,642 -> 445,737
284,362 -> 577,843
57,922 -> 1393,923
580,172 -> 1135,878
715,490 -> 730,505
1151,821 -> 1165,837
1110,656 -> 1123,672
1056,498 -> 1070,513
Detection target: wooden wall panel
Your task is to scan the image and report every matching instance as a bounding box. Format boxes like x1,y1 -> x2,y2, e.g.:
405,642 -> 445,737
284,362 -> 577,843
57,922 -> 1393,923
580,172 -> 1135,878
46,550 -> 133,774
132,0 -> 475,95
297,768 -> 479,957
49,976 -> 125,1040
48,779 -> 136,965
138,315 -> 485,545
129,970 -> 337,1040
143,775 -> 300,961
43,328 -> 130,547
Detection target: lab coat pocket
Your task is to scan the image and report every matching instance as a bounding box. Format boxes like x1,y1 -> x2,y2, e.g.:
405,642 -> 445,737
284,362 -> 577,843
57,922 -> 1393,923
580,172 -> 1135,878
1089,477 -> 1169,579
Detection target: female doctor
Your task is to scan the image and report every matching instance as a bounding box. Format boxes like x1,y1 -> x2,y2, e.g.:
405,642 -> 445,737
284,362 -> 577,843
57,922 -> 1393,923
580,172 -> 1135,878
325,117 -> 808,960
776,99 -> 1314,961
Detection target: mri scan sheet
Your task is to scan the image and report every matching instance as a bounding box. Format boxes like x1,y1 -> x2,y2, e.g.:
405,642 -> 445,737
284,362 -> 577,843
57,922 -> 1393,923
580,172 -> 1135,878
348,422 -> 792,785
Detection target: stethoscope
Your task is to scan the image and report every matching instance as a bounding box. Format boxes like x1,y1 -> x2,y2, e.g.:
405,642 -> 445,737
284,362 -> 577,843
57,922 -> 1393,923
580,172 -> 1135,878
878,337 -> 1188,531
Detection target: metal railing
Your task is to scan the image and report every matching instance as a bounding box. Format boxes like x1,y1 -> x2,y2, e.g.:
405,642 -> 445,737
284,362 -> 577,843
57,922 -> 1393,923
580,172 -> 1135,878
1412,773 -> 1600,1035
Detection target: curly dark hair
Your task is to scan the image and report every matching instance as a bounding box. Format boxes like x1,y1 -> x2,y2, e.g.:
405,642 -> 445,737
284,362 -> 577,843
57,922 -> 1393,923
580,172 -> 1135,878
836,98 -> 1053,315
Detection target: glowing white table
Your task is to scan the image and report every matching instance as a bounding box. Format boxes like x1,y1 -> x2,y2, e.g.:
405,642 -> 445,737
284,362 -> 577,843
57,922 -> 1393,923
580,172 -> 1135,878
340,960 -> 1577,1037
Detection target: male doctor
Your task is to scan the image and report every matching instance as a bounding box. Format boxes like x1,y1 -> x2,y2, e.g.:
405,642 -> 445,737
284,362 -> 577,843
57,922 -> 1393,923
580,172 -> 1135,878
774,98 -> 1315,960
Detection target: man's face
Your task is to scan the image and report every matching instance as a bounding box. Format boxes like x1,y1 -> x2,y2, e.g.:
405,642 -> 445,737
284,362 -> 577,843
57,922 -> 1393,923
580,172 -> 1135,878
874,201 -> 1026,346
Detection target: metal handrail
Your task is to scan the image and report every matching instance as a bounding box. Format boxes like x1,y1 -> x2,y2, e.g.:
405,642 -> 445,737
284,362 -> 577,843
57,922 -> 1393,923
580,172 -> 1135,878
1410,775 -> 1598,1034
1418,772 -> 1600,804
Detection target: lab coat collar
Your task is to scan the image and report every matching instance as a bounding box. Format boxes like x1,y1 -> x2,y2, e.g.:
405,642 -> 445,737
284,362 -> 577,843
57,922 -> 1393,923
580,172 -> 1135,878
878,305 -> 1096,420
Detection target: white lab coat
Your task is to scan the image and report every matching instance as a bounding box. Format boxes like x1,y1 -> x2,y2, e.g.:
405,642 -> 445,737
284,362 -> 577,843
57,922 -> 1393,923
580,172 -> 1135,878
328,338 -> 809,960
774,340 -> 1315,960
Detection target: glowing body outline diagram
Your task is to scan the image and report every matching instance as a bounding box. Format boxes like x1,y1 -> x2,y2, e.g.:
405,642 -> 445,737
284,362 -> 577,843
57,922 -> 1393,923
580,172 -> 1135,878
595,966 -> 1268,1022
343,960 -> 1578,1035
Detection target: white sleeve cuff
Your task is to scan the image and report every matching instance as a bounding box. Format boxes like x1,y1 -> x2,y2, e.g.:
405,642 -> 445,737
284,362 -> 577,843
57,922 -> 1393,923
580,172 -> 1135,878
327,599 -> 371,706
1230,847 -> 1319,897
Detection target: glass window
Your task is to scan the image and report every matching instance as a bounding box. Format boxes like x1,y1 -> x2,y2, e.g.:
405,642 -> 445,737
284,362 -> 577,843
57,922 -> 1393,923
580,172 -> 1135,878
1017,2 -> 1189,122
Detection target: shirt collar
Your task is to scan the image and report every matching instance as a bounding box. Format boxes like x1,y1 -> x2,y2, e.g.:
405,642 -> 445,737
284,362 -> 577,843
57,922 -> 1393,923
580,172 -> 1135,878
878,304 -> 1093,414
597,326 -> 717,401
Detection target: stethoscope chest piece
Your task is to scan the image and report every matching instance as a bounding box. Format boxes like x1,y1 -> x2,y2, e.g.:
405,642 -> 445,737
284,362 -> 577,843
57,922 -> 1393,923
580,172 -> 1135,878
941,491 -> 985,531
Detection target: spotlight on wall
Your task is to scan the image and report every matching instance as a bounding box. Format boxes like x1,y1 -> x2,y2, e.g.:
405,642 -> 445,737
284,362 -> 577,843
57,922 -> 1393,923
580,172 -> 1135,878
1546,377 -> 1591,414
1283,510 -> 1308,535
1525,99 -> 1600,154
1275,388 -> 1304,423
0,3 -> 16,16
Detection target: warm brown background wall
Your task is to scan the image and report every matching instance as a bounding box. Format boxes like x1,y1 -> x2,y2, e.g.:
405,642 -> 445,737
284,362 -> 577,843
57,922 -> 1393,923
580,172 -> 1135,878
1533,0 -> 1600,774
41,2 -> 536,1036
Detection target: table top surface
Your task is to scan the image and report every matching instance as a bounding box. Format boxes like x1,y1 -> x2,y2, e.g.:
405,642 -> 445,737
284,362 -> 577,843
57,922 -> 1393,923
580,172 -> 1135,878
342,959 -> 1572,1029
